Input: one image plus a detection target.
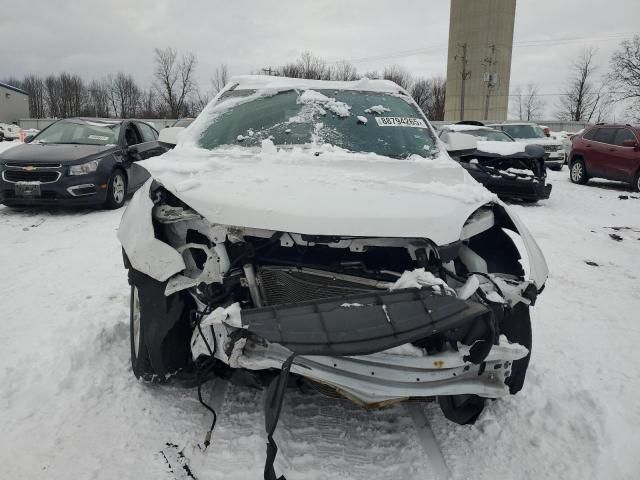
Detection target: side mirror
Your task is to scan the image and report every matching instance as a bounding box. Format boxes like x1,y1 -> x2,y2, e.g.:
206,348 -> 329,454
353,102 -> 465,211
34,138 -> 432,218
126,145 -> 141,161
622,139 -> 638,148
158,126 -> 185,146
443,132 -> 479,153
24,135 -> 34,143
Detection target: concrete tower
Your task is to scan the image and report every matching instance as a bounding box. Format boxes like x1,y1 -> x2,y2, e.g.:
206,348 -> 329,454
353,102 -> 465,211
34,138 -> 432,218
444,0 -> 516,122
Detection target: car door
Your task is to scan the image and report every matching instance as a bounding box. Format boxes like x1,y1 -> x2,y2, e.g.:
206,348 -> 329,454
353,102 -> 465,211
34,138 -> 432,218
589,127 -> 617,178
120,121 -> 151,191
609,128 -> 640,181
134,122 -> 169,160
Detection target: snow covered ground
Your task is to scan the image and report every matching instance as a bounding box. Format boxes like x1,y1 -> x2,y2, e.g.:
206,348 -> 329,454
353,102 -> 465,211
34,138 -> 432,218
1,163 -> 639,479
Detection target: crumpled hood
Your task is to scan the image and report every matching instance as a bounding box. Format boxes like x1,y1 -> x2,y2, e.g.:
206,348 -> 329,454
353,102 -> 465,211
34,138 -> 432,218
139,144 -> 497,245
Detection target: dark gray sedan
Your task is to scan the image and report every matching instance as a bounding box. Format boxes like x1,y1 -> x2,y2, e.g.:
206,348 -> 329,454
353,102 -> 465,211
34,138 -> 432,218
0,118 -> 169,208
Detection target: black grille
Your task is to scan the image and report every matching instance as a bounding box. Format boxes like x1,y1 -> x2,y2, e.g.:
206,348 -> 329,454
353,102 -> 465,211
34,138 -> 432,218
258,266 -> 378,306
4,170 -> 59,182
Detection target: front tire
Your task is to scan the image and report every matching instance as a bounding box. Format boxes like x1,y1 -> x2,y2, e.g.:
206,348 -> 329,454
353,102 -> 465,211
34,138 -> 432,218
570,159 -> 588,184
130,285 -> 158,382
105,170 -> 127,209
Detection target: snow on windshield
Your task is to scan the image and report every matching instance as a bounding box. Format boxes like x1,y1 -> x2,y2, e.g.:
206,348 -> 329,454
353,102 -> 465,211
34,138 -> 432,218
191,88 -> 438,159
298,90 -> 351,117
365,105 -> 391,114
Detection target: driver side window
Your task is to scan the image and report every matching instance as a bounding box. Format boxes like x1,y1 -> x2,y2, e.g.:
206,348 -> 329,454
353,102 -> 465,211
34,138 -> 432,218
124,124 -> 142,147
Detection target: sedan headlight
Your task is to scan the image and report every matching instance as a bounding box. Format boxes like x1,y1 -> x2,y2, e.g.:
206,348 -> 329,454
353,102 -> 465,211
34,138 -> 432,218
69,160 -> 100,175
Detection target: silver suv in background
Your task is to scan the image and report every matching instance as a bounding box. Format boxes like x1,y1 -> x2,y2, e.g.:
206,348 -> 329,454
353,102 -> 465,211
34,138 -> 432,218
488,122 -> 566,170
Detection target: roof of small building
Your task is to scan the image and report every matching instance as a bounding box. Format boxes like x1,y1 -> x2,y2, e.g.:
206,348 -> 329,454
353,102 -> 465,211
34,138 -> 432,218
0,81 -> 29,96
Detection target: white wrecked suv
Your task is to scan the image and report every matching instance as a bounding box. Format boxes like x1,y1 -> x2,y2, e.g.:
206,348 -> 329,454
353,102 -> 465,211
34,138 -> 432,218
118,76 -> 548,453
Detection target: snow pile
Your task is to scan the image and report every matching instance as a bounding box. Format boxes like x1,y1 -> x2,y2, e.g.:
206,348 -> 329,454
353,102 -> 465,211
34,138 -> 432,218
1,169 -> 640,479
391,268 -> 455,295
364,105 -> 391,114
298,89 -> 351,117
356,115 -> 368,124
476,140 -> 526,156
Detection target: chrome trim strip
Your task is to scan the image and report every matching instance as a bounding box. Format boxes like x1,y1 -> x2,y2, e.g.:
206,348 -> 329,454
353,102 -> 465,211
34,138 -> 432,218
67,184 -> 97,197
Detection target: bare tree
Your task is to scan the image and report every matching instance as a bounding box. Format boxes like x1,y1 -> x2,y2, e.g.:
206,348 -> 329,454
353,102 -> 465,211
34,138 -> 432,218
410,76 -> 446,120
108,72 -> 141,118
609,35 -> 640,119
138,89 -> 157,118
556,47 -> 608,122
278,52 -> 331,80
383,65 -> 413,90
511,83 -> 545,120
84,79 -> 110,117
362,70 -> 380,80
153,47 -> 198,117
211,64 -> 229,94
331,61 -> 358,81
21,75 -> 47,118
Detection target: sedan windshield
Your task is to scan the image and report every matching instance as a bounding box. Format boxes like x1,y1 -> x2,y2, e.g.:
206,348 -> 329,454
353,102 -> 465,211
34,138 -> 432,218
34,121 -> 121,146
198,89 -> 437,158
500,124 -> 545,139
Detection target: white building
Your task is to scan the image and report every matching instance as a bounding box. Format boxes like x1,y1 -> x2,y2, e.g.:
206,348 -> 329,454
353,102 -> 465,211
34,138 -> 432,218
0,81 -> 30,124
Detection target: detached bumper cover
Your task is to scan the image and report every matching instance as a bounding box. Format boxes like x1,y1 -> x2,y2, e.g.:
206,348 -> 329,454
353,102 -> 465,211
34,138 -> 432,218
201,289 -> 529,405
469,170 -> 552,200
241,289 -> 490,356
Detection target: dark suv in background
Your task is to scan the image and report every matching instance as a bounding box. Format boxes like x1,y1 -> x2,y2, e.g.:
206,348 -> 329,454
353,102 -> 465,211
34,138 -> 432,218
569,124 -> 640,192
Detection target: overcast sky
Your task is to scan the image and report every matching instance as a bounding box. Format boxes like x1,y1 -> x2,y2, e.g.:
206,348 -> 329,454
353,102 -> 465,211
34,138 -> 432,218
1,0 -> 638,119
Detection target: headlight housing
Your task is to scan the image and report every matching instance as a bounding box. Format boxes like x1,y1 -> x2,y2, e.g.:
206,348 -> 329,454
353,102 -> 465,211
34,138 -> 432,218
69,160 -> 100,175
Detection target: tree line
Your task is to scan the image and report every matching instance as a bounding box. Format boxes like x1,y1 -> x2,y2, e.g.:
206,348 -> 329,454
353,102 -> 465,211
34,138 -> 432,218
4,35 -> 639,123
2,49 -> 446,121
511,36 -> 640,122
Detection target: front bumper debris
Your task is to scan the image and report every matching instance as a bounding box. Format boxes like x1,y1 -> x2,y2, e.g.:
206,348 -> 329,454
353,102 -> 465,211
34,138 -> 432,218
194,288 -> 529,405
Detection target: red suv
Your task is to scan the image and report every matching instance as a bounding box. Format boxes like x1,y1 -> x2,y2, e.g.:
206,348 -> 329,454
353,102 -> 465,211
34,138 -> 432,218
569,124 -> 640,191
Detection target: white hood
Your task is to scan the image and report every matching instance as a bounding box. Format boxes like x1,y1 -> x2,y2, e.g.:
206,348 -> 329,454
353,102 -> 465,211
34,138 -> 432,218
138,143 -> 496,246
513,137 -> 562,146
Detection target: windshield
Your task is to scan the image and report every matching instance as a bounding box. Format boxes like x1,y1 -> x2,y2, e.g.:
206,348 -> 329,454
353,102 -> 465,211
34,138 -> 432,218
198,89 -> 437,158
445,129 -> 513,142
34,121 -> 121,146
500,124 -> 545,139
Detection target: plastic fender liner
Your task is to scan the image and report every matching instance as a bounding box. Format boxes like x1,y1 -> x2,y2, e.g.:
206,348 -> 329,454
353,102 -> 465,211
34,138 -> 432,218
241,288 -> 491,357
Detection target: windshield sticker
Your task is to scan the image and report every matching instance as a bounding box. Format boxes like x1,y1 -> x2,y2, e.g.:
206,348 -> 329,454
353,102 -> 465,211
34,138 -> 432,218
375,117 -> 427,128
88,135 -> 109,141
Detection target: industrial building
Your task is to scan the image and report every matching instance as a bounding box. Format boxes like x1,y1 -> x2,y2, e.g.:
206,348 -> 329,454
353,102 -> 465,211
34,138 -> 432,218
0,81 -> 30,124
444,0 -> 516,122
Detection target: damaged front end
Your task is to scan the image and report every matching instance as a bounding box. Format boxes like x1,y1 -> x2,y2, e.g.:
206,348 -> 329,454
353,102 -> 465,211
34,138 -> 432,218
455,146 -> 552,201
120,180 -> 546,415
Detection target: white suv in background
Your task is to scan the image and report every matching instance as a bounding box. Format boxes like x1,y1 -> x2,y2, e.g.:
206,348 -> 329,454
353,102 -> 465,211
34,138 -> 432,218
488,122 -> 566,170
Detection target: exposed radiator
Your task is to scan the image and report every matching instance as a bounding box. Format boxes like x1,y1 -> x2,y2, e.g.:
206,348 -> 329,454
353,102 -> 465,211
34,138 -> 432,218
257,266 -> 388,306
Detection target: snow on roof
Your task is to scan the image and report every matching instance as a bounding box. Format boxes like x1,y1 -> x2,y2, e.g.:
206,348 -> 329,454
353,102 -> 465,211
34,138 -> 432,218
228,75 -> 406,94
443,124 -> 493,132
0,81 -> 29,96
476,140 -> 526,156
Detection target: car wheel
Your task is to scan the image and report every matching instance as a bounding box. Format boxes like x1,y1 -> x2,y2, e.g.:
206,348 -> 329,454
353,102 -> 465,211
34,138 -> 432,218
105,170 -> 127,209
570,159 -> 588,184
438,394 -> 486,425
634,171 -> 640,193
130,285 -> 158,382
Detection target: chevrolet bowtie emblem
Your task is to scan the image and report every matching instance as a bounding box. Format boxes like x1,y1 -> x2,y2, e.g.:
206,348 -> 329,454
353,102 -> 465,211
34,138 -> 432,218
24,166 -> 35,171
